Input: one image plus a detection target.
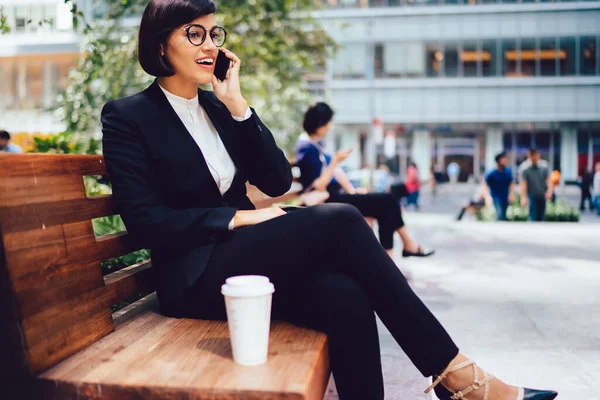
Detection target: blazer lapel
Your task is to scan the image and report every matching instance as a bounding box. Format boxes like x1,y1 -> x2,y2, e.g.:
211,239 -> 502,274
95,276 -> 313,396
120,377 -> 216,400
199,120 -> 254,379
146,80 -> 222,199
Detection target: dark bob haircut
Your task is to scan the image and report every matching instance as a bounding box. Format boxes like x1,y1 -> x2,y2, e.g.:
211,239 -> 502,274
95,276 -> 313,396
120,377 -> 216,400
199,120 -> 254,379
303,102 -> 334,135
138,0 -> 216,77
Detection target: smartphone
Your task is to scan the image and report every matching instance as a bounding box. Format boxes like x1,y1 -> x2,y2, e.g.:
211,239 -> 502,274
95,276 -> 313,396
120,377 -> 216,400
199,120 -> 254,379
213,50 -> 231,82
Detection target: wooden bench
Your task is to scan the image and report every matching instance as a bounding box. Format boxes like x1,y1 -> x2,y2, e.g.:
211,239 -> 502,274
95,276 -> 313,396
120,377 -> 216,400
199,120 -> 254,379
0,153 -> 328,400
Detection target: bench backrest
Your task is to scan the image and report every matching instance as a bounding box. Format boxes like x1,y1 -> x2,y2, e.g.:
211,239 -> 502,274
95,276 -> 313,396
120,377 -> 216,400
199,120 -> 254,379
0,154 -> 300,379
0,154 -> 152,376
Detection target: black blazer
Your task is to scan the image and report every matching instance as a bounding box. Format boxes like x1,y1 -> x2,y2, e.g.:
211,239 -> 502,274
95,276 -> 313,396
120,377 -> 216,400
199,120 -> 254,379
101,80 -> 292,313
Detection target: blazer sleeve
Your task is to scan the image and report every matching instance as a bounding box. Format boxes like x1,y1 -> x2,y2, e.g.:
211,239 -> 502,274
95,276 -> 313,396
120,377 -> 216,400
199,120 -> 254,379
101,101 -> 238,250
230,108 -> 292,197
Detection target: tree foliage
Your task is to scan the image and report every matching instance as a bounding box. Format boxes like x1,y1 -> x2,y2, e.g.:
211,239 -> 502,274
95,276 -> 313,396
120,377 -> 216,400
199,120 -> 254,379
41,0 -> 333,152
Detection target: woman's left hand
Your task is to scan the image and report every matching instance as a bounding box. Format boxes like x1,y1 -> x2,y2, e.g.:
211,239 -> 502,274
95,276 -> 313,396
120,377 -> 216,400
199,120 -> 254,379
212,49 -> 248,117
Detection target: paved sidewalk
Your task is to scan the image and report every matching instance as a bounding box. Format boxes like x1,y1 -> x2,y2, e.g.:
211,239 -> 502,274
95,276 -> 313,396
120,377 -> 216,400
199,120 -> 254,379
326,214 -> 600,399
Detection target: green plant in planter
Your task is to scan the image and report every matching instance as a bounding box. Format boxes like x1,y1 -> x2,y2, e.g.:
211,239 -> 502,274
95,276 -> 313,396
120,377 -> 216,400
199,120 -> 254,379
83,175 -> 151,276
477,199 -> 579,222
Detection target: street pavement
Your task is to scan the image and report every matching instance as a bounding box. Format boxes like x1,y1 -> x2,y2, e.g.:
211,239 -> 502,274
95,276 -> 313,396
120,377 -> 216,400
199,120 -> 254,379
325,184 -> 600,399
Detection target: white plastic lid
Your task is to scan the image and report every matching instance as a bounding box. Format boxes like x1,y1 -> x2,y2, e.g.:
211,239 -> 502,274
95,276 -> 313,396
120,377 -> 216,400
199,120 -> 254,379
221,275 -> 275,297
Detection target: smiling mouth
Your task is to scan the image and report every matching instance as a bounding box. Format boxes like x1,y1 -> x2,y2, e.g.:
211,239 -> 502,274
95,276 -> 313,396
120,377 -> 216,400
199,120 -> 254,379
195,58 -> 214,66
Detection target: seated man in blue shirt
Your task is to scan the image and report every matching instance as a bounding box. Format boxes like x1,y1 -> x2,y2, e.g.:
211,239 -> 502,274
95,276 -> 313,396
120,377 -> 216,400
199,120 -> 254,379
485,152 -> 515,221
0,130 -> 23,154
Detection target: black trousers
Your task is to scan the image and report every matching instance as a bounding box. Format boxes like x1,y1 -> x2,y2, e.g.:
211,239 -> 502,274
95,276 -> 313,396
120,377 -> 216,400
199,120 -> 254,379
179,204 -> 458,400
327,192 -> 405,250
580,190 -> 594,211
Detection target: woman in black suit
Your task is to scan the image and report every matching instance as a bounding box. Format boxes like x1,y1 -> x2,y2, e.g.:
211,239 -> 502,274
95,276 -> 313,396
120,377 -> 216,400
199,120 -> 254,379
101,1 -> 556,399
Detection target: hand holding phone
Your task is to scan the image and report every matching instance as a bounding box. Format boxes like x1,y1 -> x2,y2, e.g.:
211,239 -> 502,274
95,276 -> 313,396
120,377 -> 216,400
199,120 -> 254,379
333,148 -> 354,164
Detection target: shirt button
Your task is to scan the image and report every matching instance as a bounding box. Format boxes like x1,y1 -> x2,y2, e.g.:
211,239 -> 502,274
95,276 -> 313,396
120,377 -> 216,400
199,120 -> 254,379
222,201 -> 229,207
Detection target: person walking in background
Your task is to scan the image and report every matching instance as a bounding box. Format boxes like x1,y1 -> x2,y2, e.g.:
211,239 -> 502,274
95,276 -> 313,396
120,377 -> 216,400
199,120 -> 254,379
520,148 -> 554,222
429,166 -> 438,199
579,169 -> 595,212
550,169 -> 560,203
518,148 -> 549,182
0,130 -> 23,153
456,181 -> 491,221
593,162 -> 600,216
404,161 -> 420,211
447,161 -> 460,184
485,152 -> 515,221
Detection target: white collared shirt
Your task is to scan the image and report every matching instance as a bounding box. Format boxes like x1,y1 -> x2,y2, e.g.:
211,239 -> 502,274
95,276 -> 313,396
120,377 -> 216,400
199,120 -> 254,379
159,84 -> 251,229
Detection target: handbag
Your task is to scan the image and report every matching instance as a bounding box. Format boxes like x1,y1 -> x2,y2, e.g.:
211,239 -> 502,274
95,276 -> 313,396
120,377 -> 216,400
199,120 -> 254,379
300,185 -> 330,206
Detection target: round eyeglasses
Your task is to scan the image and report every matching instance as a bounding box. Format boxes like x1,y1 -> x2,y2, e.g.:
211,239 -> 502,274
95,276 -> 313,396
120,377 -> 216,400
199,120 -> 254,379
183,25 -> 227,47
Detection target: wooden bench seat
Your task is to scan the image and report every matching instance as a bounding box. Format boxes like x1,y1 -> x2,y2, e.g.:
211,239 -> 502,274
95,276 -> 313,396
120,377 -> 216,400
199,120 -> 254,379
0,154 -> 327,400
39,294 -> 329,399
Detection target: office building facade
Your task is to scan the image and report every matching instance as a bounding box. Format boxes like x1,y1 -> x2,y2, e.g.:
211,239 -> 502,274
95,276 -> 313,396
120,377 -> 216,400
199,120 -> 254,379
0,0 -> 94,135
316,1 -> 600,182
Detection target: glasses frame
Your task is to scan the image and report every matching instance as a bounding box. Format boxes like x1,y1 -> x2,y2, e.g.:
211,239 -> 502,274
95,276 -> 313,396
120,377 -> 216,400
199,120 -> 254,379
182,24 -> 227,47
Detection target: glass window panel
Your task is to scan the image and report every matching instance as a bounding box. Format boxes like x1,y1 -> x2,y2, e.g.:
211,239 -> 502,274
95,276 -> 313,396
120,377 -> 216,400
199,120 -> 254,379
520,38 -> 536,77
405,43 -> 426,78
461,42 -> 479,77
369,0 -> 387,6
333,44 -> 367,79
426,43 -> 444,77
540,38 -> 557,76
502,39 -> 518,77
559,37 -> 576,76
580,36 -> 597,76
445,44 -> 460,77
375,44 -> 384,78
481,40 -> 498,77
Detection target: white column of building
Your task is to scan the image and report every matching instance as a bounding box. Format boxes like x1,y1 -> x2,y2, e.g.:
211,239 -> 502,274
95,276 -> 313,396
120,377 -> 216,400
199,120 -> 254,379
411,129 -> 432,181
485,124 -> 504,173
560,125 -> 578,182
42,62 -> 54,108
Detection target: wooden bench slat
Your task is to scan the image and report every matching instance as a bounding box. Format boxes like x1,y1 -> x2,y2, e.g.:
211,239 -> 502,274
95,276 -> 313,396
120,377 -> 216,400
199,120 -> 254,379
103,260 -> 153,306
0,196 -> 115,233
0,153 -> 107,177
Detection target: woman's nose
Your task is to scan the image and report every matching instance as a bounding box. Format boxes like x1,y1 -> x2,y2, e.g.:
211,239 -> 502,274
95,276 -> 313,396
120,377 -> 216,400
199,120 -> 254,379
201,36 -> 218,53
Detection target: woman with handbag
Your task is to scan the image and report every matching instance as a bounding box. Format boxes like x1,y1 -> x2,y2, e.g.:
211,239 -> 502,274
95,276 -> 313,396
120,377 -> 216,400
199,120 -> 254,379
101,1 -> 557,399
296,102 -> 434,259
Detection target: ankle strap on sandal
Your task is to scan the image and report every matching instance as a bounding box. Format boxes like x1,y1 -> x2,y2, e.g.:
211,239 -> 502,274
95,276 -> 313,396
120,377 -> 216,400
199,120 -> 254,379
424,360 -> 496,400
425,360 -> 474,394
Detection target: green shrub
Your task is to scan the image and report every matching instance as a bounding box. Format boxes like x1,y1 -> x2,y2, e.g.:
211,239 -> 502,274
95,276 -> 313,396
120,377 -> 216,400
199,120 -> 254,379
477,199 -> 579,222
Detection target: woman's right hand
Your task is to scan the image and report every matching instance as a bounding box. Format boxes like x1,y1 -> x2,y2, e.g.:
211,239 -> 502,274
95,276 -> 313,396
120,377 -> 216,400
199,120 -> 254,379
233,207 -> 286,229
333,148 -> 353,164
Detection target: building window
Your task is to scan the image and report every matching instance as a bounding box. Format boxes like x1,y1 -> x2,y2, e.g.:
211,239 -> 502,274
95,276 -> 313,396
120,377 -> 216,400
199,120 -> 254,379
580,36 -> 598,76
380,43 -> 427,78
461,42 -> 479,77
444,43 -> 460,77
520,38 -> 536,77
481,40 -> 498,77
502,39 -> 518,77
559,37 -> 576,76
374,44 -> 384,78
426,43 -> 444,77
333,44 -> 368,79
539,38 -> 557,76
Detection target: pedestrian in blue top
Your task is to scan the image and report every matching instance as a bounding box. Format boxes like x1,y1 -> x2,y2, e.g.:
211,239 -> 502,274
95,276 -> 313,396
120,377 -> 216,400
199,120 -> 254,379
485,152 -> 515,221
0,130 -> 23,154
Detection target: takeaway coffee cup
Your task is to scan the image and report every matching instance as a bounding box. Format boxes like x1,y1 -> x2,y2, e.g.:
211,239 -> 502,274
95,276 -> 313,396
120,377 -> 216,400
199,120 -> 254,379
221,275 -> 275,366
